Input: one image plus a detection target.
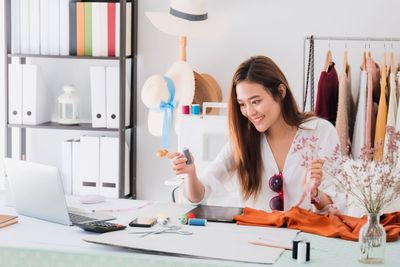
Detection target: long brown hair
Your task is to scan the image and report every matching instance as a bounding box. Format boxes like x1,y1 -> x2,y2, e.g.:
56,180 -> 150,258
228,55 -> 313,200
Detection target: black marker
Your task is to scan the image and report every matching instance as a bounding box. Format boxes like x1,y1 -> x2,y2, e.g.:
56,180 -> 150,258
182,147 -> 192,165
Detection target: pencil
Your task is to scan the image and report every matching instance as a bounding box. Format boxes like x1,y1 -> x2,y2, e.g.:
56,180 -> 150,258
249,241 -> 292,250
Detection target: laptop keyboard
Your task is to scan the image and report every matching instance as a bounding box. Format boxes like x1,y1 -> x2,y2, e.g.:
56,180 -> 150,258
68,213 -> 97,224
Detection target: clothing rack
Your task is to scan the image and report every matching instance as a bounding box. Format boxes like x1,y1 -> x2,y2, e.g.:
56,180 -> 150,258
302,35 -> 400,111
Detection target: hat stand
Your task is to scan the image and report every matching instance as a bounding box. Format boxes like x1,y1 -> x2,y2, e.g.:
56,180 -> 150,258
179,36 -> 222,115
180,36 -> 187,62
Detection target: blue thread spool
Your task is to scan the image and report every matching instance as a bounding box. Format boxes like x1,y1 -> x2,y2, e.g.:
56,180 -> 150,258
191,104 -> 200,115
188,218 -> 207,226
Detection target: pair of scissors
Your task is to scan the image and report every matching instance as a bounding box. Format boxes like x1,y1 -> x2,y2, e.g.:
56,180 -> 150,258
129,225 -> 193,238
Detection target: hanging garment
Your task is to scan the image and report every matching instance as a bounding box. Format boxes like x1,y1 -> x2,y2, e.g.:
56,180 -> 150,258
396,71 -> 400,131
374,65 -> 388,161
335,64 -> 354,154
365,57 -> 380,148
234,207 -> 400,242
315,63 -> 339,125
352,70 -> 368,159
385,72 -> 398,155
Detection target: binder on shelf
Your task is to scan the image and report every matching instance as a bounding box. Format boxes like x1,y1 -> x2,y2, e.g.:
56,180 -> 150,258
105,66 -> 131,129
72,138 -> 80,195
19,0 -> 30,54
69,1 -> 77,56
40,0 -> 50,55
29,0 -> 40,55
76,2 -> 85,56
107,3 -> 116,57
90,66 -> 107,128
99,137 -> 129,198
92,3 -> 108,57
115,2 -> 132,57
84,2 -> 93,56
11,0 -> 21,54
61,139 -> 74,195
78,136 -> 100,195
59,0 -> 70,56
22,64 -> 50,125
8,64 -> 23,124
49,0 -> 60,55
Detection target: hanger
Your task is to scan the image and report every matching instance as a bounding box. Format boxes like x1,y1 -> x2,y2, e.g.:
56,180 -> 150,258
361,45 -> 367,71
343,43 -> 348,70
398,55 -> 400,72
368,42 -> 372,58
323,50 -> 332,71
390,51 -> 394,74
382,51 -> 387,80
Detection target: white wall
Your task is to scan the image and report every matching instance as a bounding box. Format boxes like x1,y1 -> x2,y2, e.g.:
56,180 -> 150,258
137,0 -> 400,201
1,0 -> 399,199
0,2 -> 5,188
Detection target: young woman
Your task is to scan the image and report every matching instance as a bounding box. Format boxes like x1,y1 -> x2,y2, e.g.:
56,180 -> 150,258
168,56 -> 346,214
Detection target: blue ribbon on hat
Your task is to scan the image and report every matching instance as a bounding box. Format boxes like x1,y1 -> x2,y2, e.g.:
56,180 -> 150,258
152,76 -> 177,149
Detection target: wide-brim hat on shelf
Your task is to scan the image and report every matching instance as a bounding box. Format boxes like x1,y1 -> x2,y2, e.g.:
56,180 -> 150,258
192,72 -> 222,115
146,0 -> 223,38
141,61 -> 195,137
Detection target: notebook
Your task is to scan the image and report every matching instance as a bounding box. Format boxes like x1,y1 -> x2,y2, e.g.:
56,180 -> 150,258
3,158 -> 115,226
187,205 -> 243,223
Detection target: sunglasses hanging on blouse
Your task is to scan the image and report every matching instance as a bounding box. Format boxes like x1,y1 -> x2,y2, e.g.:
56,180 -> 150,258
269,172 -> 284,211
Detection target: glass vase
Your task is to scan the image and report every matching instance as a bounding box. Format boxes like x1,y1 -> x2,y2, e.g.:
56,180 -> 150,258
359,213 -> 386,264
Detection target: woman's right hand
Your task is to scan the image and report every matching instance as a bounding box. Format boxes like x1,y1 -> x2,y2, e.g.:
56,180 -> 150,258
167,151 -> 196,176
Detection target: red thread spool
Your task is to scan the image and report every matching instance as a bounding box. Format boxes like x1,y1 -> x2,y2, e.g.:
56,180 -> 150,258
187,212 -> 196,219
182,105 -> 190,114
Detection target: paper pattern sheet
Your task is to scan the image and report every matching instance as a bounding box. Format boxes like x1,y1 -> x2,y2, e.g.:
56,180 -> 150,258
85,224 -> 299,264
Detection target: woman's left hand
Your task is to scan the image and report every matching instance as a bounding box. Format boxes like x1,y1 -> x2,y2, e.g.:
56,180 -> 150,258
309,159 -> 324,200
295,158 -> 324,207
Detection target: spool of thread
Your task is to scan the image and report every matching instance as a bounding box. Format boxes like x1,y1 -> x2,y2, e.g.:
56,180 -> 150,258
157,215 -> 170,226
292,240 -> 301,259
182,105 -> 190,114
186,212 -> 196,219
188,218 -> 207,226
191,104 -> 200,115
305,241 -> 310,261
179,214 -> 188,225
297,242 -> 307,263
292,239 -> 311,261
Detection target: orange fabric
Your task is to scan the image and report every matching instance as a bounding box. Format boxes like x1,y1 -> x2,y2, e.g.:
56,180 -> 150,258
234,207 -> 400,242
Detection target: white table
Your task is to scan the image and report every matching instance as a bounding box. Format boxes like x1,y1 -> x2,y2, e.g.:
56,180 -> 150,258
1,193 -> 399,267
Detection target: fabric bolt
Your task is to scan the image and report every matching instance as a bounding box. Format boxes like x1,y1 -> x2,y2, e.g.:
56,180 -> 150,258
374,66 -> 388,161
315,63 -> 339,126
335,64 -> 354,154
234,206 -> 400,242
180,118 -> 347,214
352,70 -> 368,160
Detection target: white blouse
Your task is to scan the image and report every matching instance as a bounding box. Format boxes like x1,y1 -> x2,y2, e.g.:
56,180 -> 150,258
182,118 -> 347,214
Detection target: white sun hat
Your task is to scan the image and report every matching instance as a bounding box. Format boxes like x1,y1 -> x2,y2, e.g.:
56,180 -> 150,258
141,61 -> 195,147
145,0 -> 222,38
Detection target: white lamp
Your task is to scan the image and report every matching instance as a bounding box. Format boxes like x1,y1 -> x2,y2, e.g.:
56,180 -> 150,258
58,85 -> 80,125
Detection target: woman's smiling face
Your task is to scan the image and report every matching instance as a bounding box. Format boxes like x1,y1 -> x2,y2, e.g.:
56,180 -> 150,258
236,80 -> 282,132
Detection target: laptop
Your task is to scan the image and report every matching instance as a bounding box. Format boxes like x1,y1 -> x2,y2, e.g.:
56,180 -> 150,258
187,205 -> 243,223
3,158 -> 115,226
